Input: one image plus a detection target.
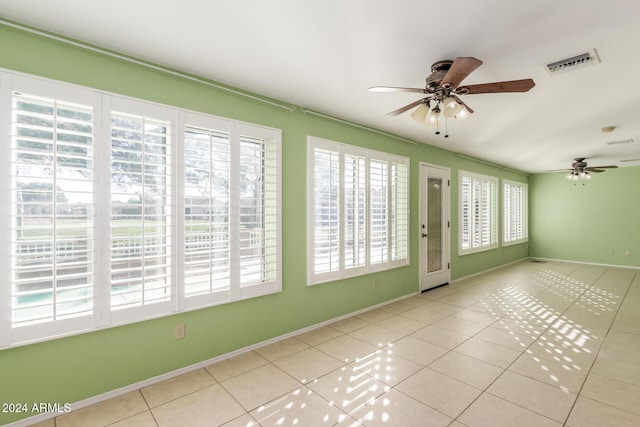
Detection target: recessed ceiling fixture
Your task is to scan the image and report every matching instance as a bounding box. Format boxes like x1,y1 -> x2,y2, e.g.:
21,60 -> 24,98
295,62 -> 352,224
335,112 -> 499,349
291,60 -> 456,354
543,49 -> 600,76
369,57 -> 535,138
601,125 -> 616,133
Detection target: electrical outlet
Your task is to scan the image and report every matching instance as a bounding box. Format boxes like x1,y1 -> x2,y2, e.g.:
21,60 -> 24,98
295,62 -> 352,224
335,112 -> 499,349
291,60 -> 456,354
174,323 -> 185,340
373,278 -> 378,288
625,249 -> 631,257
610,249 -> 615,255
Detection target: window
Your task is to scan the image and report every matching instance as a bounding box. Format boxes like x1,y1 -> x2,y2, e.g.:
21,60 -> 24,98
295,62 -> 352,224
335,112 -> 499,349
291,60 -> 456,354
503,179 -> 528,246
307,136 -> 409,285
1,71 -> 281,347
459,170 -> 498,255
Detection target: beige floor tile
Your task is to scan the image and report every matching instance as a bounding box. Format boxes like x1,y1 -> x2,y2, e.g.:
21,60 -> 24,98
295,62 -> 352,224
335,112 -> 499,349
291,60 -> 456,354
379,300 -> 413,314
451,308 -> 503,325
580,373 -> 640,415
220,413 -> 260,426
429,350 -> 504,390
250,386 -> 348,426
109,411 -> 158,427
351,388 -> 452,427
565,396 -> 640,427
509,352 -> 588,393
475,325 -> 535,351
524,336 -> 597,371
315,334 -> 378,363
329,316 -> 370,333
399,305 -> 449,324
432,316 -> 488,336
487,371 -> 577,422
410,324 -> 471,349
348,324 -> 404,347
255,337 -> 309,362
56,391 -> 148,427
206,351 -> 269,381
355,308 -> 394,323
590,356 -> 640,385
376,314 -> 426,334
152,384 -> 244,427
492,315 -> 547,339
273,347 -> 343,383
350,347 -> 422,386
221,364 -> 300,411
458,392 -> 562,427
307,365 -> 389,415
386,336 -> 448,365
395,367 -> 481,418
141,368 -> 216,408
454,338 -> 521,368
422,301 -> 463,316
296,326 -> 343,346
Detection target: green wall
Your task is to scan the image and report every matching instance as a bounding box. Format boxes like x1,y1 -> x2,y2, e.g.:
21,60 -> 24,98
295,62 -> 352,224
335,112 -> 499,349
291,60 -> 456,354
0,23 -> 527,424
530,167 -> 640,267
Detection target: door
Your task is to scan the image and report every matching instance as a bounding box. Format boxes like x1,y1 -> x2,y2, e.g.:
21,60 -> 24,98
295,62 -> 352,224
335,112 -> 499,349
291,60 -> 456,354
419,163 -> 451,291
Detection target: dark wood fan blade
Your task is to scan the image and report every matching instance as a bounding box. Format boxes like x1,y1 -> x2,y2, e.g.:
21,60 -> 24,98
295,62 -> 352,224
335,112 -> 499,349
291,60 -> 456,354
585,165 -> 618,170
440,57 -> 482,89
386,99 -> 425,116
457,78 -> 535,94
369,86 -> 426,93
586,169 -> 605,173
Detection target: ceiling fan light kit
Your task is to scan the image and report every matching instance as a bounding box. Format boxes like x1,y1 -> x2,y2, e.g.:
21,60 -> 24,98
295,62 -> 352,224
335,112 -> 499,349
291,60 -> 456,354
557,157 -> 618,184
370,56 -> 535,137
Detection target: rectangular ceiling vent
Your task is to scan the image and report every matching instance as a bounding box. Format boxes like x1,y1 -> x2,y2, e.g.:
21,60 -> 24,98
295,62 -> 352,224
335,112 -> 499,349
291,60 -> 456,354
543,49 -> 600,76
605,138 -> 634,145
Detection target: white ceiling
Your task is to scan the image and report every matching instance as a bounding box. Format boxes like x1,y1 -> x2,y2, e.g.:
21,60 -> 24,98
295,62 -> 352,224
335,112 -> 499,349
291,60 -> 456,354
2,0 -> 640,173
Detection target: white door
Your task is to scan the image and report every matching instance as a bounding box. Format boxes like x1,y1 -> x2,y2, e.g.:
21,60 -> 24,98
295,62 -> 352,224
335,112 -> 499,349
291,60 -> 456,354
419,163 -> 451,291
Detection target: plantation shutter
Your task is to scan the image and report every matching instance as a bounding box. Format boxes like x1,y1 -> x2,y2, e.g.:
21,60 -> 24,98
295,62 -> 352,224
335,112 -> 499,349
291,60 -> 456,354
11,92 -> 95,327
459,171 -> 498,254
109,101 -> 174,322
503,180 -> 528,245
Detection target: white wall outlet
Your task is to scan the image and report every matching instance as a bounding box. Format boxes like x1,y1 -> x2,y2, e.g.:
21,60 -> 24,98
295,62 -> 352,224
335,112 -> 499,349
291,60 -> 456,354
175,323 -> 185,339
625,249 -> 631,256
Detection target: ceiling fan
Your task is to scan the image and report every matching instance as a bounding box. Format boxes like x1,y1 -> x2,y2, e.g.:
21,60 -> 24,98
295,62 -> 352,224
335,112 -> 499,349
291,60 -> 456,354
369,57 -> 535,137
554,157 -> 618,181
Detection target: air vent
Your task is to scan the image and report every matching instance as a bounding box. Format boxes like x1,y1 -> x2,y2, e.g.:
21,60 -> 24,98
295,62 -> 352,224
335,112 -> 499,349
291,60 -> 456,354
605,138 -> 634,145
543,49 -> 600,76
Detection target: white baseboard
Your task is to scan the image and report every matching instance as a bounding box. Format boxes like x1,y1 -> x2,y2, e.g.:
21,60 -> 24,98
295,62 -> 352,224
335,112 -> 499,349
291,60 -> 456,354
530,257 -> 640,270
6,291 -> 419,427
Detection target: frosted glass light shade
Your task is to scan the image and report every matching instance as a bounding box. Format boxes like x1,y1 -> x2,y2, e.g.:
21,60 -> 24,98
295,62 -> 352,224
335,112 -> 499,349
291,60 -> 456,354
410,103 -> 429,123
442,97 -> 462,118
456,105 -> 472,120
424,108 -> 439,128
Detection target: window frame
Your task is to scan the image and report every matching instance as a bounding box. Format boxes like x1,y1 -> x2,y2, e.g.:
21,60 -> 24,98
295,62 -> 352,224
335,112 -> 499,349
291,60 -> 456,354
458,170 -> 499,255
0,69 -> 282,348
307,136 -> 409,286
502,179 -> 528,246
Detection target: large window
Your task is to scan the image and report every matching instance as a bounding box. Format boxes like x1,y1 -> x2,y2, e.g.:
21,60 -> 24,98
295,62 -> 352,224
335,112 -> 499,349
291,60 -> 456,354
503,179 -> 528,246
459,170 -> 498,255
307,136 -> 409,285
1,71 -> 281,347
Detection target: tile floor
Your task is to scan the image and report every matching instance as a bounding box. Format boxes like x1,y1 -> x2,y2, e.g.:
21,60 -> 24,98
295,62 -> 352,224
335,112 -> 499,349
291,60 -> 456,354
29,260 -> 640,426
